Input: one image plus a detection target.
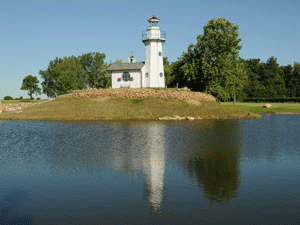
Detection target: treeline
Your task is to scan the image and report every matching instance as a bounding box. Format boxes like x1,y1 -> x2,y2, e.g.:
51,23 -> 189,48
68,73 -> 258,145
164,56 -> 300,101
163,18 -> 300,102
40,52 -> 110,97
3,96 -> 40,101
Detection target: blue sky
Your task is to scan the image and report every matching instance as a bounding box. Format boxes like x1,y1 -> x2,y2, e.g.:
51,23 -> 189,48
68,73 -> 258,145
1,0 -> 300,99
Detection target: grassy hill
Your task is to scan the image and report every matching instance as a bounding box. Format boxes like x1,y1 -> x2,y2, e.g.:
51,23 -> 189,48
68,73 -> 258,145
0,88 -> 260,120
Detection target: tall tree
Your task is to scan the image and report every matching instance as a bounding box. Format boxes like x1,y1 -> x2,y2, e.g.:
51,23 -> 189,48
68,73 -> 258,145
79,52 -> 110,88
292,62 -> 300,97
20,75 -> 41,100
261,57 -> 286,97
163,57 -> 174,87
52,56 -> 88,96
243,58 -> 266,98
173,18 -> 246,100
40,57 -> 63,98
40,52 -> 109,97
280,64 -> 294,97
199,18 -> 246,101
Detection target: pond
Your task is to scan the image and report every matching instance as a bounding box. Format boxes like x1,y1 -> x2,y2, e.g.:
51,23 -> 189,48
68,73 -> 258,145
0,114 -> 299,224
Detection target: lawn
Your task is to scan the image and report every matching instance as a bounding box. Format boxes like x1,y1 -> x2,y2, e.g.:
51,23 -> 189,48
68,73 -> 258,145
0,97 -> 260,121
221,102 -> 300,114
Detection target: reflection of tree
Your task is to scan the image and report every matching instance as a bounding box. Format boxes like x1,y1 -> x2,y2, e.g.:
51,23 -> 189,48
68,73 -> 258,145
188,148 -> 239,204
186,121 -> 241,204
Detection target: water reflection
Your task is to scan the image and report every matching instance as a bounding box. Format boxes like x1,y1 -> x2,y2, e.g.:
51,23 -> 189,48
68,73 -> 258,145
1,116 -> 300,224
185,121 -> 240,204
110,122 -> 166,213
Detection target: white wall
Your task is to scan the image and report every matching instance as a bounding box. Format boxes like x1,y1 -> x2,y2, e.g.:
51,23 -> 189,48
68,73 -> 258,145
111,71 -> 142,88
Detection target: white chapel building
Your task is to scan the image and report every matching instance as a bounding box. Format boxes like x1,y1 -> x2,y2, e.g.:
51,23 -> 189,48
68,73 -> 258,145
108,15 -> 166,88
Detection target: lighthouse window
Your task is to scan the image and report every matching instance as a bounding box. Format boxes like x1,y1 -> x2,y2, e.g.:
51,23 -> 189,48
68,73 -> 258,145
145,73 -> 149,78
122,72 -> 130,81
159,52 -> 162,56
160,72 -> 163,77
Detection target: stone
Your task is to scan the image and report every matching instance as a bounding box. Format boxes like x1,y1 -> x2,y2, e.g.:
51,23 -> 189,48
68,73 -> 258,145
263,104 -> 272,108
186,116 -> 195,120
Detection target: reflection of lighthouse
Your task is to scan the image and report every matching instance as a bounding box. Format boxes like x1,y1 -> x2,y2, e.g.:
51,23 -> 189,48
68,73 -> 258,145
109,122 -> 166,213
143,123 -> 166,213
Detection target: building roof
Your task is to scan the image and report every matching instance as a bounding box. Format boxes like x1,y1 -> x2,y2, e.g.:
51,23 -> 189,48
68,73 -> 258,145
148,15 -> 160,21
107,62 -> 145,71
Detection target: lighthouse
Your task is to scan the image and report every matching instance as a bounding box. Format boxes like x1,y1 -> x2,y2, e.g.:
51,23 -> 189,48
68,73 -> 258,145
142,15 -> 166,88
108,16 -> 166,88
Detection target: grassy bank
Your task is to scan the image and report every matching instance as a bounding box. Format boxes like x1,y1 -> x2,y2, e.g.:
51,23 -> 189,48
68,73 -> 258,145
221,102 -> 300,114
1,99 -> 47,104
0,97 -> 260,121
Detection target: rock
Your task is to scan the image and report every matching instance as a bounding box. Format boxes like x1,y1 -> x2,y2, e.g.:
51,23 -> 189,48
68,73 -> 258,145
186,116 -> 195,120
263,104 -> 272,108
158,115 -> 199,120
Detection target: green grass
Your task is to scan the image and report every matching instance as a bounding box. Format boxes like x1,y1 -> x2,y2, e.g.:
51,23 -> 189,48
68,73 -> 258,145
1,99 -> 48,104
221,102 -> 300,113
0,97 -> 260,121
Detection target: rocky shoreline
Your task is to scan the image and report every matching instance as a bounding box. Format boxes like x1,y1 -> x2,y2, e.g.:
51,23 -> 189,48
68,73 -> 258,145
57,88 -> 217,104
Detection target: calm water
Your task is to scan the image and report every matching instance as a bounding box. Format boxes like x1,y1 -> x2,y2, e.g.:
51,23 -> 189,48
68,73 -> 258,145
0,115 -> 300,224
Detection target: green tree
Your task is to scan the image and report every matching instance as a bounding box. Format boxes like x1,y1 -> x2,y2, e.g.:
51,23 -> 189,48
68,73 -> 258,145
163,57 -> 174,87
173,18 -> 246,100
40,57 -> 63,98
260,57 -> 286,98
293,62 -> 300,97
243,58 -> 266,98
4,96 -> 14,100
280,64 -> 294,97
53,56 -> 88,96
199,18 -> 246,101
20,75 -> 41,100
40,52 -> 110,97
79,52 -> 110,88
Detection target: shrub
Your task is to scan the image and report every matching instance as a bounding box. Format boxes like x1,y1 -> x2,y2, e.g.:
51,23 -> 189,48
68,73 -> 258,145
4,96 -> 14,100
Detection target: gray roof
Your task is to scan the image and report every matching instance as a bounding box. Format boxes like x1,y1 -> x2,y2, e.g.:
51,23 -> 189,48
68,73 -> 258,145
107,62 -> 145,71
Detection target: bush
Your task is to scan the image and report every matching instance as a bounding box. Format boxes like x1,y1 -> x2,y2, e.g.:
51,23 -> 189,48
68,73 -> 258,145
36,97 -> 41,100
4,96 -> 14,100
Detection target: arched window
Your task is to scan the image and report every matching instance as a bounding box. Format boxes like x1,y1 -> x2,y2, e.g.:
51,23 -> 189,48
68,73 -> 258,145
122,72 -> 130,81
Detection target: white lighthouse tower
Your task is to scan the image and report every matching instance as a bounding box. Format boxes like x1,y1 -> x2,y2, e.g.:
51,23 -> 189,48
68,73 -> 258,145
142,15 -> 166,88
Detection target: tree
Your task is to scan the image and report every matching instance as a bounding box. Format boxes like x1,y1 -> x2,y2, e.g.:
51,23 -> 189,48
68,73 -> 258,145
53,56 -> 88,96
4,96 -> 14,100
260,57 -> 286,98
20,75 -> 41,100
293,62 -> 300,97
79,52 -> 110,88
199,18 -> 246,101
40,57 -> 63,98
243,58 -> 266,98
163,57 -> 174,87
40,52 -> 110,97
172,18 -> 247,101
